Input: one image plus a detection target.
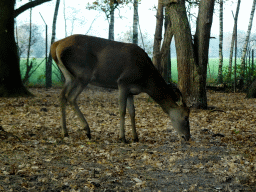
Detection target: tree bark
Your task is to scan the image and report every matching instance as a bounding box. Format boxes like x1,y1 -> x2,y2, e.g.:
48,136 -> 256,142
0,0 -> 32,97
132,0 -> 138,44
234,18 -> 238,92
167,0 -> 215,109
46,0 -> 60,88
241,0 -> 256,79
153,0 -> 164,74
217,0 -> 223,83
228,0 -> 241,79
108,1 -> 115,40
160,9 -> 173,82
108,8 -> 114,40
168,0 -> 196,104
193,0 -> 215,109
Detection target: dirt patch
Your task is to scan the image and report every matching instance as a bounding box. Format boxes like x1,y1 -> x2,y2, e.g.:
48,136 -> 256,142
0,87 -> 255,191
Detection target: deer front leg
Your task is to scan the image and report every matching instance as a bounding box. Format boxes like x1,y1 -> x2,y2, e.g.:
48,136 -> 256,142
127,95 -> 138,142
118,87 -> 128,143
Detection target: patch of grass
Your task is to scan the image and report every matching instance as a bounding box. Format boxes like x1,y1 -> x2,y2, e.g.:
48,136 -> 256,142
20,58 -> 62,86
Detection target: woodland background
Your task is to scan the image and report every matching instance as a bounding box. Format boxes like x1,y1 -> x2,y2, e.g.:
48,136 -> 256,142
14,0 -> 256,91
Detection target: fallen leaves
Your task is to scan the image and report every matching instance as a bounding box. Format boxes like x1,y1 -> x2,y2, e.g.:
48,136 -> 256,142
0,87 -> 255,191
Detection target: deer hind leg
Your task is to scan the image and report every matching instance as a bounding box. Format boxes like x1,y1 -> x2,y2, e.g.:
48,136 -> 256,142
118,86 -> 129,143
60,80 -> 84,137
67,79 -> 91,139
127,95 -> 138,142
58,60 -> 75,137
60,83 -> 69,137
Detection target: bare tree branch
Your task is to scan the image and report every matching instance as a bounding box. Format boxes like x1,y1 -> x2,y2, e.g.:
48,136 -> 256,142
14,0 -> 52,18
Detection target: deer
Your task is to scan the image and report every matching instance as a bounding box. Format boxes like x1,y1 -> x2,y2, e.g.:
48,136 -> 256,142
50,34 -> 190,142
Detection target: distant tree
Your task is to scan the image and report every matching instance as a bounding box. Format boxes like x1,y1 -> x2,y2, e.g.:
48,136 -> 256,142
108,0 -> 116,40
153,0 -> 164,74
240,0 -> 256,80
87,0 -> 132,40
46,0 -> 60,88
0,0 -> 51,97
63,2 -> 85,37
133,0 -> 138,44
116,28 -> 153,57
228,0 -> 241,78
33,36 -> 45,58
217,0 -> 223,83
63,0 -> 67,37
16,23 -> 41,57
23,1 -> 33,85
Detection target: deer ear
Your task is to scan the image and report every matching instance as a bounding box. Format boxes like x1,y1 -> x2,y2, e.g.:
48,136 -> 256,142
176,96 -> 183,106
176,96 -> 188,107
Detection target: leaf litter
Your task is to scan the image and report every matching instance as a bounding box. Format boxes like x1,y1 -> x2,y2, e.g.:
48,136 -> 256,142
0,86 -> 255,191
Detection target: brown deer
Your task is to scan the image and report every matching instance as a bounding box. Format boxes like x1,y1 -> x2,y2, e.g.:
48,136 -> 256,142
51,34 -> 190,142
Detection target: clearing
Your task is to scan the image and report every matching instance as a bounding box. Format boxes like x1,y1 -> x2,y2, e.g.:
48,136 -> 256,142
0,87 -> 255,191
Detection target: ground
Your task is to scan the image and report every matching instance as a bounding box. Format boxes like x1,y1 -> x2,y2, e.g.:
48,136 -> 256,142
0,86 -> 255,191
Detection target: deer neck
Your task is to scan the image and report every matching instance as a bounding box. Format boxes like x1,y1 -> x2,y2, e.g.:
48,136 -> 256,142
145,77 -> 178,114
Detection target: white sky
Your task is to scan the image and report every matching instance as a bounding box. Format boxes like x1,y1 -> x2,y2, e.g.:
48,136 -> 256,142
16,0 -> 256,41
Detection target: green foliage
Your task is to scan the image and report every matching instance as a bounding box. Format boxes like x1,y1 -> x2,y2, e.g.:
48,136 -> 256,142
221,62 -> 256,86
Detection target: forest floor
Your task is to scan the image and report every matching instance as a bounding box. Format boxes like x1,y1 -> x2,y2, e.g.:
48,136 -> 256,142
0,86 -> 256,192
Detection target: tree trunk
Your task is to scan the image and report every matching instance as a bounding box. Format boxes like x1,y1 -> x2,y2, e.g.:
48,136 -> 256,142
108,3 -> 115,40
252,49 -> 254,79
160,8 -> 173,82
246,78 -> 256,98
217,0 -> 223,83
167,0 -> 215,109
0,0 -> 51,97
23,4 -> 33,85
193,0 -> 215,109
228,0 -> 241,79
0,0 -> 32,97
152,0 -> 164,74
132,0 -> 138,44
241,0 -> 256,79
63,0 -> 67,37
234,19 -> 238,92
168,0 -> 196,103
46,0 -> 60,88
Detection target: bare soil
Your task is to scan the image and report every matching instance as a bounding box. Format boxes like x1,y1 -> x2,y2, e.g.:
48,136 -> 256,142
0,87 -> 255,191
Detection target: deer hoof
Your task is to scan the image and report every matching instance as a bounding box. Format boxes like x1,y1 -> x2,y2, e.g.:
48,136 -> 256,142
63,133 -> 69,137
133,137 -> 139,142
119,137 -> 127,143
86,133 -> 91,140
